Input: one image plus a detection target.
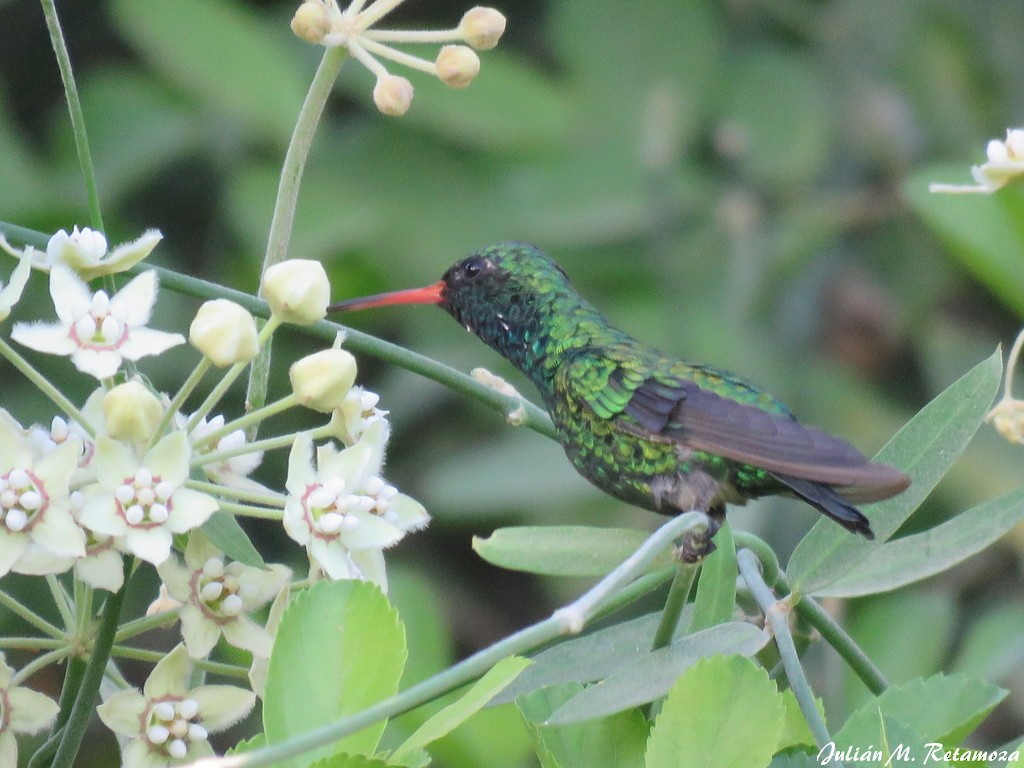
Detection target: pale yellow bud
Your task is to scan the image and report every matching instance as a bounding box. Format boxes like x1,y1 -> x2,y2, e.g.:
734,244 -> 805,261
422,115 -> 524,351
436,45 -> 480,89
290,349 -> 358,412
373,75 -> 414,117
189,299 -> 259,367
987,398 -> 1024,445
262,259 -> 330,325
291,1 -> 331,44
103,381 -> 164,443
459,7 -> 506,50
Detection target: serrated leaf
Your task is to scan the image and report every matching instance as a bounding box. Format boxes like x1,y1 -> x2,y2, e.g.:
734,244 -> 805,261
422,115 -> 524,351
767,753 -> 818,768
392,656 -> 530,760
111,0 -> 306,144
518,683 -> 647,768
227,733 -> 266,755
202,509 -> 264,567
690,521 -> 737,631
834,715 -> 949,768
815,485 -> 1024,597
837,674 -> 1006,750
788,350 -> 1002,595
493,612 -> 687,705
263,581 -> 406,767
776,690 -> 818,751
548,623 -> 768,724
473,526 -> 669,576
644,656 -> 785,768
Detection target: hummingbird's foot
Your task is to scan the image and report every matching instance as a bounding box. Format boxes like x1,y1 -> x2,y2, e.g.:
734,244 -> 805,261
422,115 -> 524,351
676,508 -> 723,563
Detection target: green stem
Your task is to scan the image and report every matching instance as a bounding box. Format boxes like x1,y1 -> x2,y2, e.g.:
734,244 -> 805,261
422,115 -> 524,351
46,575 -> 75,632
0,637 -> 66,650
28,656 -> 85,768
50,565 -> 131,768
195,393 -> 298,449
245,46 -> 348,435
11,646 -> 72,687
0,337 -> 96,437
650,562 -> 698,651
109,646 -> 249,679
203,513 -> 706,768
0,222 -> 559,440
114,609 -> 180,643
215,500 -> 284,520
185,479 -> 287,507
187,360 -> 253,432
0,589 -> 65,639
192,425 -> 331,468
733,531 -> 781,587
149,356 -> 213,452
737,549 -> 835,754
795,596 -> 888,695
39,0 -> 103,231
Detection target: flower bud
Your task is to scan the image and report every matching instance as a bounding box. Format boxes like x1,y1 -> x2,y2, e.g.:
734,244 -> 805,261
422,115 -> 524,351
291,0 -> 331,43
290,349 -> 358,412
373,75 -> 414,117
104,380 -> 164,443
262,259 -> 330,325
189,299 -> 259,367
459,7 -> 506,50
47,226 -> 108,270
436,45 -> 480,89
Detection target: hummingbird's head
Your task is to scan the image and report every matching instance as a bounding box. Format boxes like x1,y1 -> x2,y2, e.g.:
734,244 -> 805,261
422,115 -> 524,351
329,242 -> 574,347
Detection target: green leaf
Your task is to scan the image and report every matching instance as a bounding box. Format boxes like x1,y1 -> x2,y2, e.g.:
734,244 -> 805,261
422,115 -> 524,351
788,350 -> 1002,595
644,656 -> 785,768
493,612 -> 687,705
990,737 -> 1024,768
815,484 -> 1024,597
835,715 -> 949,768
307,755 -> 395,768
226,733 -> 266,755
111,0 -> 307,144
548,623 -> 768,724
776,690 -> 818,751
518,683 -> 648,768
472,526 -> 669,576
202,509 -> 264,567
953,605 -> 1024,682
906,167 -> 1024,316
263,581 -> 406,766
392,657 -> 531,760
690,521 -> 737,631
766,753 -> 818,768
838,674 -> 1006,749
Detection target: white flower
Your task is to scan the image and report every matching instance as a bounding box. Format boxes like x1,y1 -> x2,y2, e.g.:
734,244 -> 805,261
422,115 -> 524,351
177,412 -> 268,493
0,247 -> 32,323
11,266 -> 185,380
0,226 -> 162,279
289,0 -> 504,115
0,410 -> 85,577
0,653 -> 60,766
284,420 -> 427,590
261,259 -> 330,325
248,585 -> 289,699
930,128 -> 1024,194
189,299 -> 259,367
327,386 -> 389,446
97,645 -> 255,768
79,432 -> 218,565
158,533 -> 290,659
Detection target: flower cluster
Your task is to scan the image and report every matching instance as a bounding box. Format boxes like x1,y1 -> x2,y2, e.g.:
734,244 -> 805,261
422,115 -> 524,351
290,0 -> 506,115
930,128 -> 1024,194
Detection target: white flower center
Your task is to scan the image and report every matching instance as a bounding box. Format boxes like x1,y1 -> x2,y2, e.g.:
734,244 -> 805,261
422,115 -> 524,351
303,478 -> 371,538
71,290 -> 129,350
194,557 -> 245,619
146,697 -> 207,760
0,468 -> 47,532
116,469 -> 174,527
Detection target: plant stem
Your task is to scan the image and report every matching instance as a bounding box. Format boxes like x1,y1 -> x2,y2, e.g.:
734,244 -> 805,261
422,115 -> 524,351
194,393 -> 298,449
187,360 -> 254,432
0,337 -> 96,436
186,479 -> 287,507
149,357 -> 213,451
29,656 -> 86,768
215,500 -> 284,520
0,637 -> 66,650
737,549 -> 836,755
732,531 -> 781,587
39,0 -> 103,231
46,575 -> 76,632
795,595 -> 888,695
650,562 -> 698,651
50,565 -> 131,768
114,609 -> 179,643
192,513 -> 706,768
109,646 -> 249,679
245,46 -> 347,435
12,646 -> 72,687
0,589 -> 65,639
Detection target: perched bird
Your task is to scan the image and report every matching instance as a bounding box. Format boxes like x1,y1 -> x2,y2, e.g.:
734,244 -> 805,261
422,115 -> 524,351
329,243 -> 910,558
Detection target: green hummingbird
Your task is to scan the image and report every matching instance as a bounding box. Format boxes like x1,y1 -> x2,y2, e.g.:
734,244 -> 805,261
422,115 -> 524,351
329,242 -> 910,558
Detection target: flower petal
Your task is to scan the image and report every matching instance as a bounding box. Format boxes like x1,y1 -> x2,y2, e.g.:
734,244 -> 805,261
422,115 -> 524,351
33,438 -> 80,493
0,249 -> 32,314
94,436 -> 138,489
12,543 -> 74,576
7,686 -> 59,734
48,264 -> 92,326
79,495 -> 127,537
165,488 -> 218,533
30,504 -> 86,558
144,431 -> 190,487
0,732 -> 14,768
85,229 -> 162,280
285,432 -> 315,497
97,688 -> 147,737
75,547 -> 125,592
234,563 -> 290,608
110,270 -> 157,327
123,526 -> 173,565
309,538 -> 354,581
221,614 -> 273,658
71,347 -> 122,380
282,499 -> 311,545
183,531 -> 221,570
120,327 -> 186,362
180,606 -> 221,659
386,494 -> 430,533
190,685 -> 256,732
156,555 -> 192,601
10,322 -> 77,357
0,531 -> 30,577
350,548 -> 388,591
318,442 -> 373,485
0,409 -> 31,471
341,513 -> 403,551
142,644 -> 190,699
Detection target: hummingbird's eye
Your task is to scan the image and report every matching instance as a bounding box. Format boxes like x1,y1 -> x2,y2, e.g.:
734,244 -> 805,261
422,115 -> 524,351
461,257 -> 485,278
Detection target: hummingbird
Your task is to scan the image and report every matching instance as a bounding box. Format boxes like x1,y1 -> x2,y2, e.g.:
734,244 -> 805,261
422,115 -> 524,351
329,242 -> 910,558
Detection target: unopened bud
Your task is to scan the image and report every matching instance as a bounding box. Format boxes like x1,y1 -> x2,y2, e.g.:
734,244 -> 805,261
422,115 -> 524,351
262,259 -> 330,325
104,380 -> 163,443
459,7 -> 506,50
291,1 -> 331,44
290,349 -> 358,412
190,299 -> 259,367
373,75 -> 414,117
987,398 -> 1024,445
436,45 -> 480,89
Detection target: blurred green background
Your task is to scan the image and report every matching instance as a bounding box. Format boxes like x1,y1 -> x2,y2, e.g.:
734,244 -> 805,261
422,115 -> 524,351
1,0 -> 1023,764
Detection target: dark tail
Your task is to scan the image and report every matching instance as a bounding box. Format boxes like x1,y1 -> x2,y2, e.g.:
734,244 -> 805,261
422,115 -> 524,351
772,473 -> 875,540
